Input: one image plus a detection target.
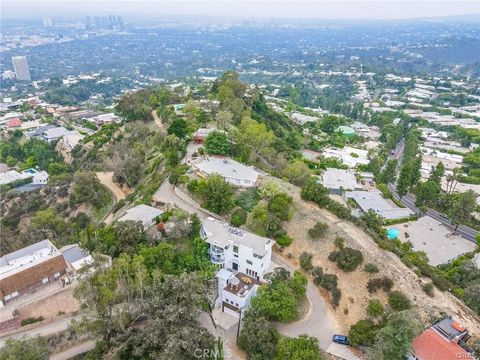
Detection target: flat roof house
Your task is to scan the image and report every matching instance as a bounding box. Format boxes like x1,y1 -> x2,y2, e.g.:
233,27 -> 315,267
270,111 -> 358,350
195,157 -> 261,188
411,316 -> 474,360
216,270 -> 260,318
344,190 -> 414,220
201,218 -> 274,318
0,240 -> 68,307
118,204 -> 164,229
201,217 -> 274,281
193,128 -> 225,144
320,168 -> 362,194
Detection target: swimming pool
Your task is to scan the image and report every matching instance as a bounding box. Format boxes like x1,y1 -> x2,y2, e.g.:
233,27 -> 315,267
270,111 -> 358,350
387,228 -> 400,239
23,168 -> 38,175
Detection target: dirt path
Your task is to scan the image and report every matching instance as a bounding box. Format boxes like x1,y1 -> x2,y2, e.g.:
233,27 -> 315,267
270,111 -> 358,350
266,176 -> 480,336
96,172 -> 127,201
152,109 -> 164,131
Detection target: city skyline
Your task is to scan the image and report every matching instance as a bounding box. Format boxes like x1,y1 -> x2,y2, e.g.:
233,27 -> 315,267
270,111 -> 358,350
2,0 -> 480,20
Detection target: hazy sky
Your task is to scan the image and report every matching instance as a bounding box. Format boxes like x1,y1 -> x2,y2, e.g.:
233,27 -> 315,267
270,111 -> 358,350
2,0 -> 480,20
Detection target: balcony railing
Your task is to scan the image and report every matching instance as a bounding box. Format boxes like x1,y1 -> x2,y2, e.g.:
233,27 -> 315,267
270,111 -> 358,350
210,254 -> 225,264
210,245 -> 225,255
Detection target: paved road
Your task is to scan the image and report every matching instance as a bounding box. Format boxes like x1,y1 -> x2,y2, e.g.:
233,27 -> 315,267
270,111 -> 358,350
272,254 -> 337,350
0,315 -> 82,348
153,178 -> 208,219
50,340 -> 95,360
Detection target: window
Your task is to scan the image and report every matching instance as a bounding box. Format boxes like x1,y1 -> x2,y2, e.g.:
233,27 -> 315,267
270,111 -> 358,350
233,245 -> 238,253
234,254 -> 238,258
235,303 -> 239,307
246,260 -> 253,265
253,253 -> 264,259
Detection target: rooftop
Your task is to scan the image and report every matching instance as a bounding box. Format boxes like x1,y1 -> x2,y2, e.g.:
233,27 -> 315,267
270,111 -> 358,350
224,272 -> 259,297
60,244 -> 90,265
321,168 -> 360,191
0,240 -> 60,280
346,190 -> 414,220
412,317 -> 471,360
195,157 -> 261,182
201,217 -> 274,256
118,204 -> 163,228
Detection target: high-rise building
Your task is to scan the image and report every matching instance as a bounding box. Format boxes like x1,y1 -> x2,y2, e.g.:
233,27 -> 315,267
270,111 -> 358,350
84,16 -> 92,30
12,56 -> 31,81
42,18 -> 53,27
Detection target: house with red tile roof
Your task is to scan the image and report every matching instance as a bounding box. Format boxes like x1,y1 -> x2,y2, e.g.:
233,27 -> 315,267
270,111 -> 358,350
411,316 -> 476,360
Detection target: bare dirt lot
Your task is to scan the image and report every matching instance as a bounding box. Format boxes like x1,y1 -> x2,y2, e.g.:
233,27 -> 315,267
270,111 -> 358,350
266,176 -> 480,337
18,287 -> 80,321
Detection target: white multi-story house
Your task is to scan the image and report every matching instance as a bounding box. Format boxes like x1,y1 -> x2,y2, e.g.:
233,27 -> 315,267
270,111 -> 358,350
201,217 -> 275,318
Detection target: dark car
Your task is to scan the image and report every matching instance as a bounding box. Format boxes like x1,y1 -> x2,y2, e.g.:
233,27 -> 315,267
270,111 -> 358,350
332,335 -> 349,345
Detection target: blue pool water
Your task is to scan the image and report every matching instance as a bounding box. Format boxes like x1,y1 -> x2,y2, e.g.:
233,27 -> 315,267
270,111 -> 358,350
23,168 -> 37,174
387,228 -> 400,239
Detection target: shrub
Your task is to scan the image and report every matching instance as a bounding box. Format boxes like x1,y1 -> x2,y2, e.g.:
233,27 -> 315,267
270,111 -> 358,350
364,263 -> 379,273
311,266 -> 323,286
334,236 -> 345,249
21,316 -> 44,326
422,283 -> 435,297
348,319 -> 377,346
276,234 -> 292,247
235,188 -> 260,212
320,274 -> 338,292
328,250 -> 340,262
330,247 -> 364,272
366,299 -> 384,317
367,277 -> 394,293
299,252 -> 313,272
231,208 -> 248,227
419,265 -> 452,292
388,291 -> 411,311
331,288 -> 342,307
308,222 -> 328,239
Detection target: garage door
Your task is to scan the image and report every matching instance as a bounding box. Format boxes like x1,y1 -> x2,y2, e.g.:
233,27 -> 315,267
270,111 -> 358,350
223,306 -> 240,318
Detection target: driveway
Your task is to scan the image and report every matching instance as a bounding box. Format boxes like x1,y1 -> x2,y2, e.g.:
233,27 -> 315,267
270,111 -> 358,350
0,315 -> 82,348
271,254 -> 337,350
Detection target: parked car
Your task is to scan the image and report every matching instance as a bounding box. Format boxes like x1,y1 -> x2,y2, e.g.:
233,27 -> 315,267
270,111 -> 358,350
332,335 -> 349,345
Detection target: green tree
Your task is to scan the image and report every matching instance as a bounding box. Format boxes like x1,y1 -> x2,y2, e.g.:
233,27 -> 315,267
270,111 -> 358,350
203,175 -> 235,215
379,159 -> 398,184
429,162 -> 445,184
71,171 -> 111,208
246,202 -> 270,236
0,336 -> 49,360
268,192 -> 293,221
161,134 -> 185,168
349,319 -> 378,346
448,190 -> 477,232
204,131 -> 230,155
251,268 -> 307,322
282,161 -> 312,186
234,117 -> 275,164
237,313 -> 279,360
168,118 -> 189,139
274,335 -> 323,360
368,311 -> 423,360
415,181 -> 441,207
